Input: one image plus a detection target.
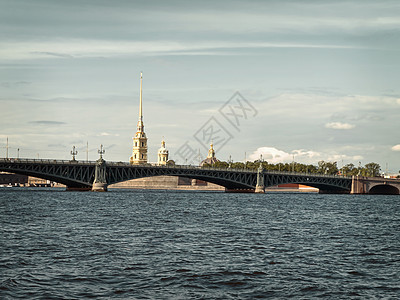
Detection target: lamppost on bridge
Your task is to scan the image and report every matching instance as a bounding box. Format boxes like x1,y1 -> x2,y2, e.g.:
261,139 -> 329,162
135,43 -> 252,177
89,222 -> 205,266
86,141 -> 89,162
70,146 -> 78,161
6,137 -> 9,159
98,144 -> 105,159
292,154 -> 295,172
255,154 -> 265,193
93,144 -> 107,192
228,155 -> 232,168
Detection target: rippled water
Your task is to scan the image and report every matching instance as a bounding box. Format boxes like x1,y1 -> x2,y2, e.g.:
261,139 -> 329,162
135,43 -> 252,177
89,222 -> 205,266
1,188 -> 399,299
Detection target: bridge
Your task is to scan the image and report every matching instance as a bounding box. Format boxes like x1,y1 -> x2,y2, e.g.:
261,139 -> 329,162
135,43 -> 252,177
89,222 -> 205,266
1,158 -> 399,194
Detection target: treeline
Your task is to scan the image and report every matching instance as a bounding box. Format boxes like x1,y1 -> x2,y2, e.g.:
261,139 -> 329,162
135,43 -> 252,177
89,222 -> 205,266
202,160 -> 383,177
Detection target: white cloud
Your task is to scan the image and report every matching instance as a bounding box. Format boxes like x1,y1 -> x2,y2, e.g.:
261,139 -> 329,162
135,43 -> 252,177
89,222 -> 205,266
249,147 -> 292,163
325,122 -> 355,130
99,132 -> 119,137
249,146 -> 365,165
249,146 -> 322,164
326,154 -> 363,162
392,144 -> 400,151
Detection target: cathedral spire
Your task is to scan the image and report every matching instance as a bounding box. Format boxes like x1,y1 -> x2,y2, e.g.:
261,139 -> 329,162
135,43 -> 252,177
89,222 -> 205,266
130,72 -> 148,165
137,72 -> 144,133
139,71 -> 143,122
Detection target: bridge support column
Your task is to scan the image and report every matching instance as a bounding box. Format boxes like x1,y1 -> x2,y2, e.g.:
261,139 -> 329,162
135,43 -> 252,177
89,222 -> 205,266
255,163 -> 265,193
350,176 -> 367,194
92,157 -> 107,192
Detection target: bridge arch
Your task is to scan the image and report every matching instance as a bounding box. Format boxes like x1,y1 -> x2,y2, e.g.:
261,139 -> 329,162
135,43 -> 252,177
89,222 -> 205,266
263,173 -> 352,193
369,184 -> 399,195
0,163 -> 94,189
108,173 -> 254,190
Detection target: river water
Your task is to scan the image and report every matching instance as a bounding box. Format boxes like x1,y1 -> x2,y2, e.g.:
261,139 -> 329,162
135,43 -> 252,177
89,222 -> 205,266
1,188 -> 399,299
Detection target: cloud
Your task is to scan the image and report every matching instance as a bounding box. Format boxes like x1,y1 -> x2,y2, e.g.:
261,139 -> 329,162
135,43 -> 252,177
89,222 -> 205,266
392,144 -> 400,151
1,81 -> 31,88
48,143 -> 66,148
249,146 -> 321,164
249,146 -> 365,164
98,132 -> 120,137
31,51 -> 74,58
29,120 -> 66,125
325,122 -> 355,130
0,40 -> 360,60
326,154 -> 363,162
249,147 -> 292,163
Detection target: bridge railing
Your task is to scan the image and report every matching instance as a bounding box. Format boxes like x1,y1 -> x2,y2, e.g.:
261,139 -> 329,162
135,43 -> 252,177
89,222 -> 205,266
0,158 -> 98,165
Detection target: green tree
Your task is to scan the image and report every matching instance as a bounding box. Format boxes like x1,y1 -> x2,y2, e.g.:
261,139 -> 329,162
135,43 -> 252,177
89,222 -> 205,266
231,162 -> 245,169
342,163 -> 356,176
213,161 -> 229,169
317,161 -> 338,175
364,162 -> 381,177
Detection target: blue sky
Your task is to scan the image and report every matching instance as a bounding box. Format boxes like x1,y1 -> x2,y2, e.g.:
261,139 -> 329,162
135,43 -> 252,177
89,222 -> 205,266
1,0 -> 399,173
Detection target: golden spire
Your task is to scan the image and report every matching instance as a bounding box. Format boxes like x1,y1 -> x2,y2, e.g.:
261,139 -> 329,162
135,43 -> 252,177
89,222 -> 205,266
207,142 -> 215,158
137,72 -> 145,133
161,136 -> 165,148
139,71 -> 143,122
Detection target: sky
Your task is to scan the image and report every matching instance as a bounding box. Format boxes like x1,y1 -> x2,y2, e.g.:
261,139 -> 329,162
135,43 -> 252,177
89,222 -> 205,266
1,0 -> 399,174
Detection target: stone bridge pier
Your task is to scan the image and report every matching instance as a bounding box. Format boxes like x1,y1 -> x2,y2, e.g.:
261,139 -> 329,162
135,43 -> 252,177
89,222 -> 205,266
351,176 -> 400,195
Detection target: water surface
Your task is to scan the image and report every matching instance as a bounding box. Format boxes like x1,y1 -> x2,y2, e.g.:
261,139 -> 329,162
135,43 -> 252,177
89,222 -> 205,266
1,189 -> 399,299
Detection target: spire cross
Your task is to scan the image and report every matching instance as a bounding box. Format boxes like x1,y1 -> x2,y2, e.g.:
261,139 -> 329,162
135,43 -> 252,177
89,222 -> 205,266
98,144 -> 105,159
70,145 -> 78,161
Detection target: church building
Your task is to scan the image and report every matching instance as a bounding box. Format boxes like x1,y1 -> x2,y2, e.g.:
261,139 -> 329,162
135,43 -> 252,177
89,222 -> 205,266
200,142 -> 219,166
157,139 -> 169,165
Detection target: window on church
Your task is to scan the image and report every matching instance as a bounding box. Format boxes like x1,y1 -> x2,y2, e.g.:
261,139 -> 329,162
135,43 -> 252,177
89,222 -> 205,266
141,154 -> 144,159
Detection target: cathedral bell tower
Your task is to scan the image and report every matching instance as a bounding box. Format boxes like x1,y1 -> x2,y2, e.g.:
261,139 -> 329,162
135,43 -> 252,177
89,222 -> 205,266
130,72 -> 148,165
157,138 -> 169,166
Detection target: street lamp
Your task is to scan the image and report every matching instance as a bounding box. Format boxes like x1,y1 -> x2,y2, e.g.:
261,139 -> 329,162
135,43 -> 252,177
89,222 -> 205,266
70,146 -> 78,161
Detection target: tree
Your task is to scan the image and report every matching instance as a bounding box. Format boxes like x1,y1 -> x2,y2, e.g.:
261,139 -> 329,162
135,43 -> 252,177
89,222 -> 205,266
342,163 -> 356,176
364,162 -> 381,177
317,161 -> 338,175
213,161 -> 229,169
326,162 -> 339,175
317,161 -> 328,174
231,162 -> 245,169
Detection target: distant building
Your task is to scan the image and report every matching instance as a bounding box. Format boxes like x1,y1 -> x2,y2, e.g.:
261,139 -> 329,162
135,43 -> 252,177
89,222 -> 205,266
200,143 -> 219,166
0,172 -> 28,186
28,177 -> 51,187
157,139 -> 169,166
